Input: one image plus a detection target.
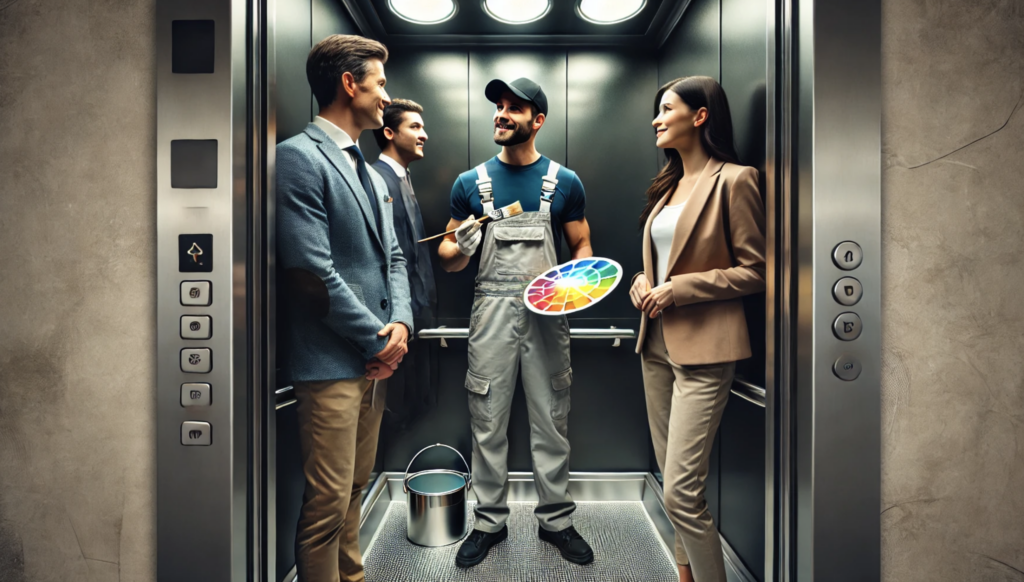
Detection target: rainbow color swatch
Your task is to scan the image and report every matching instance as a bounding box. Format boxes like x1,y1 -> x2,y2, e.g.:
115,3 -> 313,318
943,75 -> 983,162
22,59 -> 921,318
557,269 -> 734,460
524,258 -> 623,315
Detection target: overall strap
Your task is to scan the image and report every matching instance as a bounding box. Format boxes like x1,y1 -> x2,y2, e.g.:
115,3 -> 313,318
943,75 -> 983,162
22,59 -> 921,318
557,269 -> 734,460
475,163 -> 495,214
539,160 -> 560,214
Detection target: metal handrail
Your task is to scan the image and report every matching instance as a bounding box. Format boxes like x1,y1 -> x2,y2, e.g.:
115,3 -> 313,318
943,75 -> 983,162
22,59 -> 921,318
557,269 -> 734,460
731,377 -> 766,408
418,327 -> 636,340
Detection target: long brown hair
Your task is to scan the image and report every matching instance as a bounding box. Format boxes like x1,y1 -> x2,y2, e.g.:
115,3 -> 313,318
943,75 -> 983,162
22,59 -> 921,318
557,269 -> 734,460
639,76 -> 739,227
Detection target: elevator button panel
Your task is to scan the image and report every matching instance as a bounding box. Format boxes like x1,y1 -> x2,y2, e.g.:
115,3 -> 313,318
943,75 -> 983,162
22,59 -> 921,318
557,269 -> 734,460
179,234 -> 213,272
832,241 -> 863,270
832,277 -> 863,306
832,312 -> 863,341
180,281 -> 212,306
181,421 -> 212,446
181,348 -> 212,373
180,315 -> 212,339
832,354 -> 862,381
181,383 -> 211,407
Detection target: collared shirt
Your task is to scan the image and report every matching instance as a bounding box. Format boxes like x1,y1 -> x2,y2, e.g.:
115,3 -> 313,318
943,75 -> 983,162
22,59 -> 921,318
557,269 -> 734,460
377,152 -> 408,178
312,116 -> 359,172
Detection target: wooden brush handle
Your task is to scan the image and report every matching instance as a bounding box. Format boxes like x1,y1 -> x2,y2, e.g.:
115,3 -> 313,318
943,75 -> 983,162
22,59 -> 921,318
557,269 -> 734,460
418,215 -> 490,243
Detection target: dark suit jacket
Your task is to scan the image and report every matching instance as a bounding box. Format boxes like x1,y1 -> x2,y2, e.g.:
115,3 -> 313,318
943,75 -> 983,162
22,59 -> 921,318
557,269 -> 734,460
277,123 -> 413,382
371,159 -> 436,317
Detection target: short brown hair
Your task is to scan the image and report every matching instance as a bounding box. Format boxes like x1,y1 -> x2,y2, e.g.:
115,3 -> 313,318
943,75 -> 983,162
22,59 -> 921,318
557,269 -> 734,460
306,35 -> 388,109
372,99 -> 424,149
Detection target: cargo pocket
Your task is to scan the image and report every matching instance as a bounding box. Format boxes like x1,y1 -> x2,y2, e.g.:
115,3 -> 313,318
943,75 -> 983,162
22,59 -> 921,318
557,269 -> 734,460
550,367 -> 572,420
493,225 -> 549,276
465,370 -> 492,421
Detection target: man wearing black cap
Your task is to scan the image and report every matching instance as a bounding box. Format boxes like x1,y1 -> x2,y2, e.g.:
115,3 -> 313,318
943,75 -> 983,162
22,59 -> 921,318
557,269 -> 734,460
438,77 -> 594,568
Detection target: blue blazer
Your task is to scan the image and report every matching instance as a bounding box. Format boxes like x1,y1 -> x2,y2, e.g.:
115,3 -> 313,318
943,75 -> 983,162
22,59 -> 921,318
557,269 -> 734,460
277,123 -> 413,383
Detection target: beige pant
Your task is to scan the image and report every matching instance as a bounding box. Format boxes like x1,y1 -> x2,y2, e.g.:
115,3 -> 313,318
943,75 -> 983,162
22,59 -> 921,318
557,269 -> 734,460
293,377 -> 383,582
641,317 -> 735,582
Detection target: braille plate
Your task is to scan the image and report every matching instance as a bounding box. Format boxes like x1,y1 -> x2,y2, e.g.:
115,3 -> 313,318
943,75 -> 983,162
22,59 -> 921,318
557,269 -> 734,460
364,502 -> 677,582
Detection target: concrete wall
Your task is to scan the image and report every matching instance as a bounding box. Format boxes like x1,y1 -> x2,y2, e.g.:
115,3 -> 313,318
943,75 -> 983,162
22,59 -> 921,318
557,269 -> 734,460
0,0 -> 157,580
881,0 -> 1024,580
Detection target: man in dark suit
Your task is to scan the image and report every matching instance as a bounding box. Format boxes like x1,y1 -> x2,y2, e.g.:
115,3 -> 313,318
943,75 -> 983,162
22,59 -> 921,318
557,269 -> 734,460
276,34 -> 412,582
371,99 -> 438,431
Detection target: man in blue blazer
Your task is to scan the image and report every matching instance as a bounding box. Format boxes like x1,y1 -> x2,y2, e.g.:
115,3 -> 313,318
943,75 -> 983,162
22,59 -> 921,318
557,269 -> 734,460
276,34 -> 412,582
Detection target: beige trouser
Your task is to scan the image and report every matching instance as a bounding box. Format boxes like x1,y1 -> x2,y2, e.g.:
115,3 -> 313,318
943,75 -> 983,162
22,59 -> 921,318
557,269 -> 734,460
641,317 -> 735,582
294,377 -> 383,582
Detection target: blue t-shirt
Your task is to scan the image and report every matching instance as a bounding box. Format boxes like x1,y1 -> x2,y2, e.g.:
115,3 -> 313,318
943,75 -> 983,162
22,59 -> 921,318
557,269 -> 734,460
450,155 -> 586,253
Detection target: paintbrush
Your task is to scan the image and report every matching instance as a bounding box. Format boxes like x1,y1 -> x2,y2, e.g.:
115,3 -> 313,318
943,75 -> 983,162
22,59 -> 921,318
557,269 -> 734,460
418,201 -> 524,243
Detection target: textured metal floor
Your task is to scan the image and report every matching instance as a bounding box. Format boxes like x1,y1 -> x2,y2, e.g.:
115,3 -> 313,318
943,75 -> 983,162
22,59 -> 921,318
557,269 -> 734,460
363,501 -> 679,582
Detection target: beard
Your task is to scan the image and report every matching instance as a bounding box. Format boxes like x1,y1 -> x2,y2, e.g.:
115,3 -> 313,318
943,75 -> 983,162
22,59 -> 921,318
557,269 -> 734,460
493,120 -> 533,146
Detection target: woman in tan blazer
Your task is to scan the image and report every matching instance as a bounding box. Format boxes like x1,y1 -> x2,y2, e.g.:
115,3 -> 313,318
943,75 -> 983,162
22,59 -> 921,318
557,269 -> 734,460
630,76 -> 766,582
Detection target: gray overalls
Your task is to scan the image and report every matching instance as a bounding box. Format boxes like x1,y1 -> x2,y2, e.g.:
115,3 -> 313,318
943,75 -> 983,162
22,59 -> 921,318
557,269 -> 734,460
465,160 -> 576,534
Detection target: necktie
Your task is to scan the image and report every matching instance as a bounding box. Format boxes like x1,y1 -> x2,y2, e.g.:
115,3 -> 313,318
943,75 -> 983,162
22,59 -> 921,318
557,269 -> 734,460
344,145 -> 381,229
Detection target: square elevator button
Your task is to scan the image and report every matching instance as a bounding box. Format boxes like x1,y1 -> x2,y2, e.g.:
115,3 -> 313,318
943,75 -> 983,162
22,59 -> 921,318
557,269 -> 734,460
171,140 -> 218,189
179,234 -> 213,272
181,421 -> 212,446
181,383 -> 211,407
181,348 -> 212,373
180,281 -> 211,306
180,315 -> 212,340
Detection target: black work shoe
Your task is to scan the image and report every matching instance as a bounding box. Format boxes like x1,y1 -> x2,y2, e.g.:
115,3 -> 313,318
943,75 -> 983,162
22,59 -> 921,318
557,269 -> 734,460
538,525 -> 594,565
455,526 -> 508,568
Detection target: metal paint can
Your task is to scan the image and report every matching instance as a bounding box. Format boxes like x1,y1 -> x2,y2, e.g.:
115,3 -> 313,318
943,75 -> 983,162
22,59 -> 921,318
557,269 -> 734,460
403,443 -> 472,547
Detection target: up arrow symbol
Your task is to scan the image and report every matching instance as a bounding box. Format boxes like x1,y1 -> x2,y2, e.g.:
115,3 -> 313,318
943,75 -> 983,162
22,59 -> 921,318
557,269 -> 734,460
187,242 -> 204,263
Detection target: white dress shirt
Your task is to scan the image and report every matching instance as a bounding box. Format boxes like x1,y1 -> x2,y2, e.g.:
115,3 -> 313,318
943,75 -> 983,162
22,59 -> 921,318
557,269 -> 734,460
377,152 -> 409,179
312,116 -> 359,172
651,202 -> 686,285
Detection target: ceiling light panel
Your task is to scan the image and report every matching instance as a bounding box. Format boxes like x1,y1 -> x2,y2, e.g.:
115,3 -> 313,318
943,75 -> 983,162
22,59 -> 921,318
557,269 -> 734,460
576,0 -> 646,24
482,0 -> 552,25
389,0 -> 458,24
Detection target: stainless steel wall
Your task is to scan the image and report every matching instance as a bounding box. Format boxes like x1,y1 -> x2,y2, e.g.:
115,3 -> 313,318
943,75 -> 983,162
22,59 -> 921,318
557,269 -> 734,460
0,1 -> 157,581
881,0 -> 1024,580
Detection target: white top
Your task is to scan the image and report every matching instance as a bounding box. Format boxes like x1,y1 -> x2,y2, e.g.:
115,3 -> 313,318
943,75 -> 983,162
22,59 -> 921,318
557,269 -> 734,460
651,203 -> 686,285
377,152 -> 408,178
312,116 -> 359,172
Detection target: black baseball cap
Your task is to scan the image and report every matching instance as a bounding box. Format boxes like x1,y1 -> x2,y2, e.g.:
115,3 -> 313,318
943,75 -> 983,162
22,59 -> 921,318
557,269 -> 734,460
485,77 -> 548,116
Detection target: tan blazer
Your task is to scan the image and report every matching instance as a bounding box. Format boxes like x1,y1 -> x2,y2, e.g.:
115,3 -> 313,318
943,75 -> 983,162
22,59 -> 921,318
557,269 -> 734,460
635,157 -> 766,365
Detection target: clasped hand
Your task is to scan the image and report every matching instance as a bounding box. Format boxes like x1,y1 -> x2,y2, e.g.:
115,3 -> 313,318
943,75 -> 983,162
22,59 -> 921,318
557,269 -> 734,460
629,273 -> 674,319
366,322 -> 409,380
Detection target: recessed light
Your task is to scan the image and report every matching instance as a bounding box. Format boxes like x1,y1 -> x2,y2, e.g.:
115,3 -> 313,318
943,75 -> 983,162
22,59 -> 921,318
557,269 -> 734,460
389,0 -> 458,24
576,0 -> 646,25
482,0 -> 551,25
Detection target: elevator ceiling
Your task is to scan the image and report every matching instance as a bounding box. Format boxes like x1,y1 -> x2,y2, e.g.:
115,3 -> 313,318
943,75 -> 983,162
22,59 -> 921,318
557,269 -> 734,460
340,0 -> 689,47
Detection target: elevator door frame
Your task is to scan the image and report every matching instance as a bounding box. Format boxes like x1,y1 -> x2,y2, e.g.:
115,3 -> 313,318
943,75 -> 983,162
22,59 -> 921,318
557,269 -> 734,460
251,2 -> 883,582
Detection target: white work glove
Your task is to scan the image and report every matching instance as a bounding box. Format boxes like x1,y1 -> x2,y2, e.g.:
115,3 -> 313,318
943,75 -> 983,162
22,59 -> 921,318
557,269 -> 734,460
455,216 -> 483,257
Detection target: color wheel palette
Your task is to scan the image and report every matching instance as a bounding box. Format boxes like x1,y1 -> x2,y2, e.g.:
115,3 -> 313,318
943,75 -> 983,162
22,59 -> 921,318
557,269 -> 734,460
524,257 -> 623,315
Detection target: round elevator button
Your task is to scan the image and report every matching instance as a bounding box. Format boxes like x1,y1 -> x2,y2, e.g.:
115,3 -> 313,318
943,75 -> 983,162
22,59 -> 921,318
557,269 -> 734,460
832,241 -> 863,270
833,354 -> 862,381
832,277 -> 863,306
832,312 -> 863,341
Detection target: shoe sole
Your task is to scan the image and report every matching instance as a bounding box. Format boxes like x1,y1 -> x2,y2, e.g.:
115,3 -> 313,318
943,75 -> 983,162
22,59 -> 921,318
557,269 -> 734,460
454,528 -> 508,568
539,535 -> 595,565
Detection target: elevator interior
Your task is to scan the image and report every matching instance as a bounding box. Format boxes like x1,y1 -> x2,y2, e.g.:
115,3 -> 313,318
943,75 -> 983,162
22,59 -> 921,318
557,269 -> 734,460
272,0 -> 770,580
